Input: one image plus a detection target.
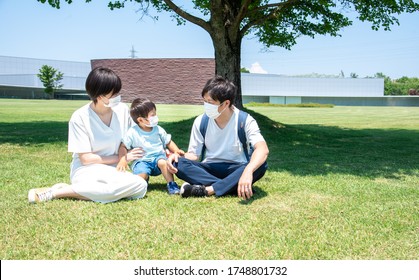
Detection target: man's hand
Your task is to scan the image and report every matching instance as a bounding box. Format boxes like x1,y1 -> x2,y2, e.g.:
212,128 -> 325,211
166,153 -> 180,174
237,169 -> 254,200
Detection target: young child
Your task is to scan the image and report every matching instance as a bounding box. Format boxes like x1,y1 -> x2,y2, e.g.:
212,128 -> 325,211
117,98 -> 185,194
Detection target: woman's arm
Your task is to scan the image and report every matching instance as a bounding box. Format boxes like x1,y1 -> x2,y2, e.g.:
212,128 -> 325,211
117,143 -> 129,171
78,152 -> 119,166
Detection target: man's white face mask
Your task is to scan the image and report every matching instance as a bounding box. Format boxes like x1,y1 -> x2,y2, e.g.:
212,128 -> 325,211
204,101 -> 226,119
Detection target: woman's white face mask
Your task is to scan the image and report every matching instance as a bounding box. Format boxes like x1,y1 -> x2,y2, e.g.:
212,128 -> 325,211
102,95 -> 121,108
204,101 -> 226,119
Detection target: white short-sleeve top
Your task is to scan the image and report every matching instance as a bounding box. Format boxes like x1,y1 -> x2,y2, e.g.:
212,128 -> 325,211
68,102 -> 134,178
188,107 -> 265,164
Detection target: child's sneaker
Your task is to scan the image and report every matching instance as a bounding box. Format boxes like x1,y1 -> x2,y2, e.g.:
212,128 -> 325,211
167,181 -> 180,195
180,182 -> 208,198
28,188 -> 54,203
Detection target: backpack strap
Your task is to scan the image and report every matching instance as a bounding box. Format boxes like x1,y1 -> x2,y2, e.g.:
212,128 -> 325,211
199,110 -> 251,162
199,113 -> 209,161
238,110 -> 250,161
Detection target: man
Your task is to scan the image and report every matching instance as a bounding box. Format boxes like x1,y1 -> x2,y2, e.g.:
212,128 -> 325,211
167,76 -> 269,200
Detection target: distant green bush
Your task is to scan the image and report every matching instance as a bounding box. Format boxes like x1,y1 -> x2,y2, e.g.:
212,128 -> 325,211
384,76 -> 419,96
245,102 -> 334,108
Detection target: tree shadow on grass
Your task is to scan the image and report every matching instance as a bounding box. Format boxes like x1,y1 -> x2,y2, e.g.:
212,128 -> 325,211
0,121 -> 68,145
247,109 -> 419,179
272,124 -> 419,179
238,186 -> 268,205
2,111 -> 419,181
146,183 -> 168,194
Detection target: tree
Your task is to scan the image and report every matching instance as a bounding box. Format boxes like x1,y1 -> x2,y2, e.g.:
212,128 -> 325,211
37,65 -> 64,99
38,0 -> 419,108
350,72 -> 358,78
240,67 -> 250,73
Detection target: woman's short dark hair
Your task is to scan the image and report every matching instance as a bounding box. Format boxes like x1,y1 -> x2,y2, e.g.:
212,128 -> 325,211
201,76 -> 236,106
130,98 -> 156,124
85,67 -> 122,104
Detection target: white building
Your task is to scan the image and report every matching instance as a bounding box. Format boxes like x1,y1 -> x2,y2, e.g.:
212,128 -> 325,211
1,55 -> 417,106
0,56 -> 90,99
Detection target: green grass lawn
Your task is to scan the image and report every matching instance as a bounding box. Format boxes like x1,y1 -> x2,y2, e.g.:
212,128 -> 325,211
0,99 -> 418,260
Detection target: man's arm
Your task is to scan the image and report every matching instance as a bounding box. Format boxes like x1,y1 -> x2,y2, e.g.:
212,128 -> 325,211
237,141 -> 269,200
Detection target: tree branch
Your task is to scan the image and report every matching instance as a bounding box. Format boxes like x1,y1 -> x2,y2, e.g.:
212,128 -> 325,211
235,0 -> 253,23
253,0 -> 301,13
162,0 -> 211,33
240,0 -> 301,36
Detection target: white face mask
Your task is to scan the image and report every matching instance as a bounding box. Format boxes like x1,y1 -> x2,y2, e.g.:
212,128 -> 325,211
204,101 -> 226,119
102,95 -> 121,108
145,115 -> 159,127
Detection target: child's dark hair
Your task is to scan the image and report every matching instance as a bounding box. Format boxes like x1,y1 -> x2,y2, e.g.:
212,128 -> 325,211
201,76 -> 236,106
130,98 -> 156,124
85,67 -> 122,104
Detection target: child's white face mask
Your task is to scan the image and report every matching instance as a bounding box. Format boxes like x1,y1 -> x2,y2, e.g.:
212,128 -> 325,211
145,115 -> 159,127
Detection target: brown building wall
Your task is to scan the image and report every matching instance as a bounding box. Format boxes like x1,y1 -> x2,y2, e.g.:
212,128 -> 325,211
91,58 -> 215,104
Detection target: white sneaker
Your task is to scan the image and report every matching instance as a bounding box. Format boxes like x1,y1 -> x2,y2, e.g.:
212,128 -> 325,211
28,188 -> 54,203
28,183 -> 69,203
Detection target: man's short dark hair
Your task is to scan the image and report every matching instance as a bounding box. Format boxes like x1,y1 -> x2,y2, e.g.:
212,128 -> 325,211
201,76 -> 236,106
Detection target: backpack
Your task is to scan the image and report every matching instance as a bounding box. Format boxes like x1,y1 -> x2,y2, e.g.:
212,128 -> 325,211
199,110 -> 253,161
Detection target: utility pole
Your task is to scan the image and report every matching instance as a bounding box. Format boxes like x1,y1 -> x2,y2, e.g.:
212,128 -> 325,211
129,45 -> 138,58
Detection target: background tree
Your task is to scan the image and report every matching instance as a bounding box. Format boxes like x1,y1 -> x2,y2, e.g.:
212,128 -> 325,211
372,72 -> 419,95
38,0 -> 419,108
37,65 -> 64,99
240,67 -> 250,73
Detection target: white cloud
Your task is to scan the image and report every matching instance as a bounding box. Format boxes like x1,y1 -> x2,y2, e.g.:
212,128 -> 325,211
249,62 -> 268,74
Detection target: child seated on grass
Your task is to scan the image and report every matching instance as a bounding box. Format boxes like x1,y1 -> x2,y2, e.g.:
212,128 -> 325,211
117,98 -> 184,194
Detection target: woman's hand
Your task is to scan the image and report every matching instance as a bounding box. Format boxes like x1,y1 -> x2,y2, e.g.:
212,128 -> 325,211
126,147 -> 144,162
116,159 -> 128,172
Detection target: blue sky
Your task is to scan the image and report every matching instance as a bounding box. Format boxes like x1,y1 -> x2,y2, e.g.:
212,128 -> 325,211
1,0 -> 418,79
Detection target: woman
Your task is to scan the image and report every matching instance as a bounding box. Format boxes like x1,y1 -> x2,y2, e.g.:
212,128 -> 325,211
28,67 -> 147,203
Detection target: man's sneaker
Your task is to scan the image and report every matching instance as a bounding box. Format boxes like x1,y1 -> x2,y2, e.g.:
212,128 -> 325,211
180,182 -> 208,198
28,188 -> 54,203
167,181 -> 180,195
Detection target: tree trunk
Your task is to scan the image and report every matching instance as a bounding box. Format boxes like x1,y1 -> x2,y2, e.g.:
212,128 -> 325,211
212,36 -> 243,109
209,1 -> 244,109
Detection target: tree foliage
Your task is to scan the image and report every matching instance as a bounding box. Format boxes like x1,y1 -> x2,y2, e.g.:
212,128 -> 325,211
378,73 -> 419,96
37,65 -> 64,98
37,0 -> 419,107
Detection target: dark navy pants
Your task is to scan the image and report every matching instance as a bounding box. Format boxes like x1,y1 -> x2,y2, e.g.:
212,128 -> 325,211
174,157 -> 268,196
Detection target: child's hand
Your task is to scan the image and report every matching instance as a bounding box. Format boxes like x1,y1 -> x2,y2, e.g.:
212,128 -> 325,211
177,149 -> 185,156
116,161 -> 128,172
